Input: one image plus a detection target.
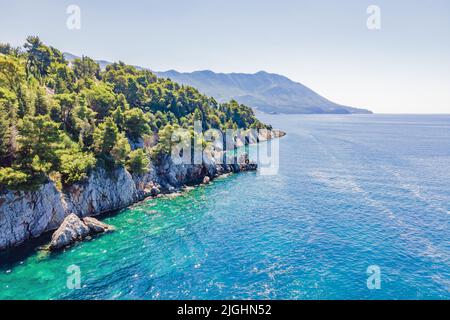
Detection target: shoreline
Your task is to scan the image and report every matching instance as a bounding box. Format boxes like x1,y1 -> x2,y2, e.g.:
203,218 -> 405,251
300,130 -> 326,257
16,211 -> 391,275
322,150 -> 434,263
0,131 -> 285,252
0,156 -> 259,252
0,167 -> 250,265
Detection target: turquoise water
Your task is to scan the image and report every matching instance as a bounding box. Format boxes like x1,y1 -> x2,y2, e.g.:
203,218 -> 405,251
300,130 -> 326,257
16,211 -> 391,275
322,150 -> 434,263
1,114 -> 450,299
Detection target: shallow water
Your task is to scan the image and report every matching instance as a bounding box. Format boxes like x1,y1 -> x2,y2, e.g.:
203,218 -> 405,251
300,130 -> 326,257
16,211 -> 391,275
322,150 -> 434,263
1,114 -> 450,299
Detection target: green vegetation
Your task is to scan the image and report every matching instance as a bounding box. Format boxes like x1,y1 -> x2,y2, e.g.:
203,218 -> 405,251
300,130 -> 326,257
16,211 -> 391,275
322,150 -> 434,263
126,149 -> 150,175
0,37 -> 268,191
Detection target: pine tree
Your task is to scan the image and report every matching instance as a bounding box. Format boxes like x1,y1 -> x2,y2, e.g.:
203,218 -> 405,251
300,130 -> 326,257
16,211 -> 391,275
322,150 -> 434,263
93,117 -> 119,155
0,109 -> 12,166
34,87 -> 49,115
16,115 -> 62,175
126,149 -> 149,175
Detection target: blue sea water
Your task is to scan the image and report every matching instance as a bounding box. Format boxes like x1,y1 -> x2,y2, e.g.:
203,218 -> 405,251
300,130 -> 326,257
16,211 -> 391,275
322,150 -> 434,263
1,114 -> 450,299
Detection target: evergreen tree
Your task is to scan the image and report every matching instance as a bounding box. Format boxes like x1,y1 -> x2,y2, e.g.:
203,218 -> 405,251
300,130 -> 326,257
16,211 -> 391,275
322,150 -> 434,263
72,56 -> 100,80
111,133 -> 131,166
0,55 -> 29,117
24,36 -> 52,79
84,83 -> 117,119
93,117 -> 119,155
123,108 -> 150,141
16,115 -> 62,175
0,107 -> 13,166
126,149 -> 149,175
34,87 -> 50,115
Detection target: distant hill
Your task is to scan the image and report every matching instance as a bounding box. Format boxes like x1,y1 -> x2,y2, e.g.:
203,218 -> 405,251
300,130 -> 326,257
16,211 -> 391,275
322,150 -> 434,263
155,70 -> 372,114
64,53 -> 372,114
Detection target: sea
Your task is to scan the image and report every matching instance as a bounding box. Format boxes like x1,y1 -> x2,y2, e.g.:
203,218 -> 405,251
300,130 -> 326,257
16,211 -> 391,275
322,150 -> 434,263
1,114 -> 449,299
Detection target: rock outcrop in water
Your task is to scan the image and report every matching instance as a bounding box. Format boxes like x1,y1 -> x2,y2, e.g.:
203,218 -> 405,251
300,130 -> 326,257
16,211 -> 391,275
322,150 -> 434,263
83,217 -> 115,234
49,214 -> 90,250
0,155 -> 258,250
49,214 -> 114,250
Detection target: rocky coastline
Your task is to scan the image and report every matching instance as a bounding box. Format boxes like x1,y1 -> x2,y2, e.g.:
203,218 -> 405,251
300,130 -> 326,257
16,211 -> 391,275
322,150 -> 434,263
0,156 -> 257,251
0,128 -> 286,251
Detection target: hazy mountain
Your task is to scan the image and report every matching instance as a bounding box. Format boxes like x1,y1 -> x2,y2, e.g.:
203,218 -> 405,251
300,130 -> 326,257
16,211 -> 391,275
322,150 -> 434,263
64,53 -> 372,114
155,70 -> 372,114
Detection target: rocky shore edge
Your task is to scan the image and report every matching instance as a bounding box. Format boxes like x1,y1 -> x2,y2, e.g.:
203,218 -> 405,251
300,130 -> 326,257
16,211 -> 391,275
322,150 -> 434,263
0,130 -> 285,251
46,172 -> 224,250
0,154 -> 258,251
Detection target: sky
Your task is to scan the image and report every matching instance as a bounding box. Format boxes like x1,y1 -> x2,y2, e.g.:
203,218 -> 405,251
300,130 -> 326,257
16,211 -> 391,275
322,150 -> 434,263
1,0 -> 449,114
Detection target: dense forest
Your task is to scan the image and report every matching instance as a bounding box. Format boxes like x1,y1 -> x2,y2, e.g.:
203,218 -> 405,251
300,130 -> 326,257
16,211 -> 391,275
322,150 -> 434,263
0,37 -> 268,191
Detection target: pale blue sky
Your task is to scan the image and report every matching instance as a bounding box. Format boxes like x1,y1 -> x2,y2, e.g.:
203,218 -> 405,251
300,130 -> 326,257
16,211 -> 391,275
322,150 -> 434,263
1,0 -> 449,113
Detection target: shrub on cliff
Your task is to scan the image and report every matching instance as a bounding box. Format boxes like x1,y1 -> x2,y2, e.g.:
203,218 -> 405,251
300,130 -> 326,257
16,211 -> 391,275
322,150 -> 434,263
59,149 -> 96,185
111,133 -> 131,166
126,149 -> 150,175
0,167 -> 29,189
150,124 -> 178,161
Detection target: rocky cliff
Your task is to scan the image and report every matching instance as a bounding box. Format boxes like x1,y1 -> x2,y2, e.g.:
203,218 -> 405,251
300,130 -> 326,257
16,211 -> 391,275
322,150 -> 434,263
0,157 -> 257,251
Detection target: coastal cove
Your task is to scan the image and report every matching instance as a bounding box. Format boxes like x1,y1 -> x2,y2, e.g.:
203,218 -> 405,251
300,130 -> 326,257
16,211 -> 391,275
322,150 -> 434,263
1,114 -> 450,299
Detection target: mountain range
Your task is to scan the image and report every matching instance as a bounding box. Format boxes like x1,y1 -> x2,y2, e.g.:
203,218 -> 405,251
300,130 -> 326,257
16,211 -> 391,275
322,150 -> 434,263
64,53 -> 372,114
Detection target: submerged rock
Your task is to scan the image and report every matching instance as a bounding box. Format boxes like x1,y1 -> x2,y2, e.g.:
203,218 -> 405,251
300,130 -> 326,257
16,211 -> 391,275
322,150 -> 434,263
49,214 -> 114,250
